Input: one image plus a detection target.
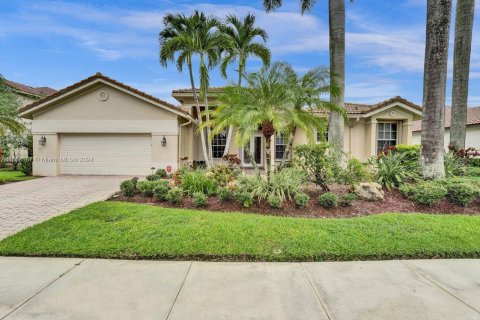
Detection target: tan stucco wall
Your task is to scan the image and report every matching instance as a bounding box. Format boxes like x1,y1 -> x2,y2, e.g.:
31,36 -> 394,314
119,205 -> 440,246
412,125 -> 480,150
30,84 -> 181,176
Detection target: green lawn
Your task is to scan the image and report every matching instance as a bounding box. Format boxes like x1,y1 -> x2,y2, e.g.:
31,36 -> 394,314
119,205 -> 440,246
0,168 -> 35,184
1,201 -> 479,261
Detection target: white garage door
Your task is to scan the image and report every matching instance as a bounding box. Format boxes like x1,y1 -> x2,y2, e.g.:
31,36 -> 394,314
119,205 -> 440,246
60,134 -> 152,175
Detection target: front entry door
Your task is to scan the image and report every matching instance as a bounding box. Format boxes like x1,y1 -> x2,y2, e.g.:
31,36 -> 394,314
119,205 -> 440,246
242,135 -> 263,167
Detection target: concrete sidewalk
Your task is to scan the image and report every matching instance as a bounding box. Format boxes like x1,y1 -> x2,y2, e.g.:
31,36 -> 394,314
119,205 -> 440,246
0,258 -> 479,320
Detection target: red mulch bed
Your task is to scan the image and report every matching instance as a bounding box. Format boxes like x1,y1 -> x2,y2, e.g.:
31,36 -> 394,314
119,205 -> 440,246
109,185 -> 480,218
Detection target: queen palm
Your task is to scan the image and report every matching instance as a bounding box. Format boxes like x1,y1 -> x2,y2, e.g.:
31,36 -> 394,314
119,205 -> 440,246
450,0 -> 475,149
278,63 -> 344,168
420,0 -> 452,179
264,0 -> 346,152
220,14 -> 271,155
0,77 -> 24,135
203,63 -> 325,181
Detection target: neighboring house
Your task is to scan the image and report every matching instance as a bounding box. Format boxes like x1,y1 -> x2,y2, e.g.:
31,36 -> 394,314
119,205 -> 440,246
412,107 -> 480,150
19,73 -> 423,176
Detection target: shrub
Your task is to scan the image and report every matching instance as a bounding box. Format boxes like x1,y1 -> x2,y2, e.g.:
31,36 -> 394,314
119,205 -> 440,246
217,187 -> 231,202
137,180 -> 161,196
399,182 -> 447,206
339,193 -> 358,207
294,192 -> 310,208
120,179 -> 136,197
339,158 -> 371,185
19,158 -> 32,176
180,170 -> 218,196
445,182 -> 480,206
293,143 -> 342,191
465,167 -> 480,177
318,192 -> 338,208
469,158 -> 480,167
235,191 -> 253,208
444,152 -> 465,177
267,194 -> 282,209
155,168 -> 167,178
153,180 -> 170,201
371,152 -> 418,189
131,177 -> 139,188
192,192 -> 208,207
208,164 -> 241,187
166,187 -> 183,204
395,144 -> 420,162
146,174 -> 160,181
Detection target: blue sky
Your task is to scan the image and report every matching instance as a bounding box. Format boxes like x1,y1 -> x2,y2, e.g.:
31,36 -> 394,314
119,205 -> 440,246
0,0 -> 479,106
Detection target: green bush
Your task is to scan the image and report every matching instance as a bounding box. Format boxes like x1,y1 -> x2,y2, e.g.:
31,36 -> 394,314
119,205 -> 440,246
318,192 -> 338,208
155,168 -> 167,178
217,187 -> 231,202
153,180 -> 170,201
395,144 -> 420,162
120,179 -> 136,197
444,152 -> 465,177
137,180 -> 161,197
19,158 -> 32,176
445,182 -> 480,206
371,152 -> 418,189
146,174 -> 160,181
180,170 -> 218,196
339,158 -> 371,185
235,191 -> 253,208
192,192 -> 208,207
131,177 -> 139,189
399,182 -> 447,206
208,164 -> 241,187
469,158 -> 480,167
267,194 -> 282,209
294,192 -> 310,209
465,167 -> 480,177
166,187 -> 183,204
339,193 -> 358,207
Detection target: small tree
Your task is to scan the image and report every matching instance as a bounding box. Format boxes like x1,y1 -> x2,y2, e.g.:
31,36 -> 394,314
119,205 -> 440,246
0,134 -> 28,170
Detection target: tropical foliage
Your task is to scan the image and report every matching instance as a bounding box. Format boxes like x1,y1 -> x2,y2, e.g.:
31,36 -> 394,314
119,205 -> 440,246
0,77 -> 24,136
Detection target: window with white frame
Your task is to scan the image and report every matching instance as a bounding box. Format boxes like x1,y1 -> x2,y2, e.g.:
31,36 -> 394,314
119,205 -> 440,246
377,122 -> 397,154
275,133 -> 287,160
212,131 -> 227,158
316,127 -> 328,143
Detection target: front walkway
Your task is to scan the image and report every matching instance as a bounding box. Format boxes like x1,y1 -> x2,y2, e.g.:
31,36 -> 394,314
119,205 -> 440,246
0,176 -> 125,240
0,258 -> 479,319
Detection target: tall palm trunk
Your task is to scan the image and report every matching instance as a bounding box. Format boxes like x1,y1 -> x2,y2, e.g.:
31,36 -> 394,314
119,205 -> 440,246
327,0 -> 345,152
200,54 -> 213,168
264,135 -> 272,181
420,0 -> 452,179
223,56 -> 244,157
450,0 -> 475,149
188,61 -> 210,167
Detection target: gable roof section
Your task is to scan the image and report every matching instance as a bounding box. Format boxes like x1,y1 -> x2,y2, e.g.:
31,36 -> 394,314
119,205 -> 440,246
412,106 -> 480,132
19,73 -> 188,118
4,79 -> 57,97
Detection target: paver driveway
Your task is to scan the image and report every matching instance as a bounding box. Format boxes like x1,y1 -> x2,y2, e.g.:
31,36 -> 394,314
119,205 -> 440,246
0,176 -> 125,240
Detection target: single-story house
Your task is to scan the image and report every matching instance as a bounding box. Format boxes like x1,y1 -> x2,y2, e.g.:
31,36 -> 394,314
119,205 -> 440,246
19,73 -> 423,176
412,107 -> 480,149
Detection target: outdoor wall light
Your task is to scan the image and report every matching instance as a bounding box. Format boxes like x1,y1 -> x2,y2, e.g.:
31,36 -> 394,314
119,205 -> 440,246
39,136 -> 47,146
161,136 -> 167,147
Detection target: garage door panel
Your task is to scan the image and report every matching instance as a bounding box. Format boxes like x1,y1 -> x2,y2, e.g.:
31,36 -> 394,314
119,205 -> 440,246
60,134 -> 152,175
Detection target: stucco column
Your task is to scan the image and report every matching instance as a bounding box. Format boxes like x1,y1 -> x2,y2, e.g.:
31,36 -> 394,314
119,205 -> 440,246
366,119 -> 377,158
402,121 -> 413,145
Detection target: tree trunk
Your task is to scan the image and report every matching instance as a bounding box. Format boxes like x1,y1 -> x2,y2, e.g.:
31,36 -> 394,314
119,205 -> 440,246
328,0 -> 345,152
264,135 -> 272,182
420,0 -> 452,179
450,0 -> 475,149
223,57 -> 244,157
279,126 -> 296,170
188,62 -> 210,168
200,54 -> 213,168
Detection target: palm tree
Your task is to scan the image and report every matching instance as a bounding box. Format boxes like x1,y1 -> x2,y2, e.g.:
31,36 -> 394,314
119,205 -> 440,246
420,0 -> 452,179
0,77 -> 24,135
159,12 -> 210,165
192,11 -> 229,166
203,63 -> 325,181
449,0 -> 475,149
278,63 -> 344,169
263,0 -> 347,152
220,14 -> 271,155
